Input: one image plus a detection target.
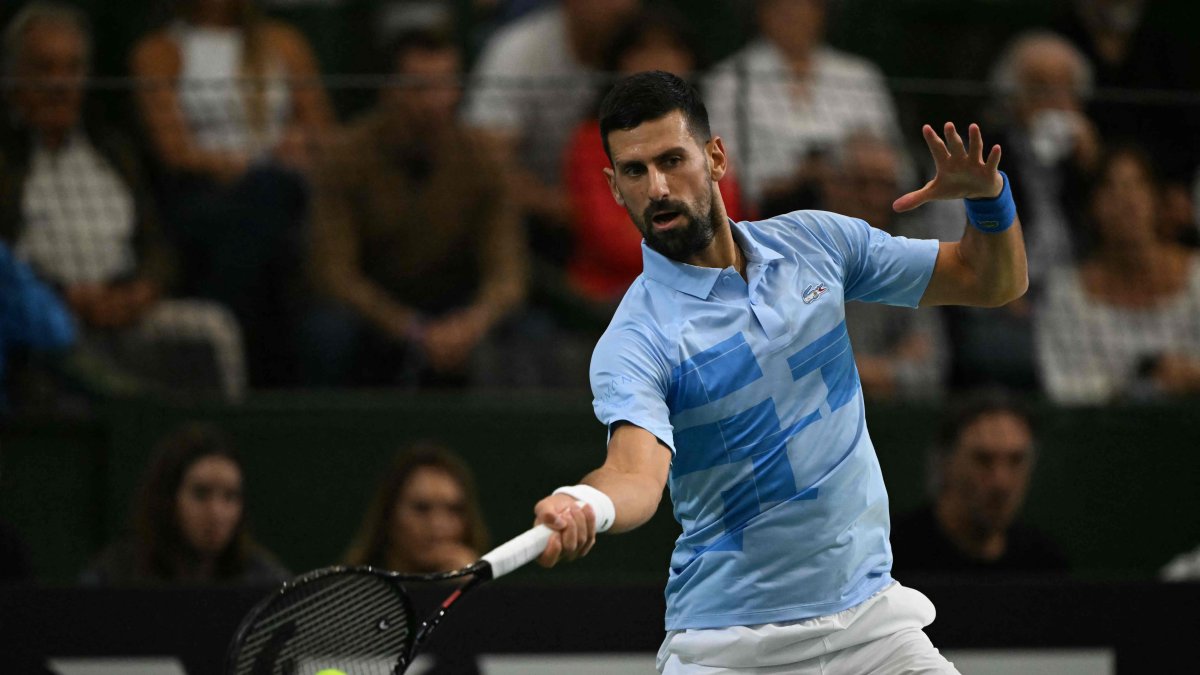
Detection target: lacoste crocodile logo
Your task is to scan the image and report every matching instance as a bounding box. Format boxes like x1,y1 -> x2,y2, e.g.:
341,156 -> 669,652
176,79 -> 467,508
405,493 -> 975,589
802,283 -> 829,304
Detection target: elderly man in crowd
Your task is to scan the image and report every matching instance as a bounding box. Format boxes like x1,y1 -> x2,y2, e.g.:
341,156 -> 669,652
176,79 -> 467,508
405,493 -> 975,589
1,2 -> 246,399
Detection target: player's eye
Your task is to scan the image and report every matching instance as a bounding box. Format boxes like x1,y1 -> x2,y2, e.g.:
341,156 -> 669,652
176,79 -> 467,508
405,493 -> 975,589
623,165 -> 645,177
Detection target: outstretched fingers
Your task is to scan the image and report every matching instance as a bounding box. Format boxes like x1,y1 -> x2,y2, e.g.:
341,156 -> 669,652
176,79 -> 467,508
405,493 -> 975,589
922,124 -> 950,162
967,123 -> 984,162
893,183 -> 933,213
944,122 -> 966,157
985,143 -> 1002,172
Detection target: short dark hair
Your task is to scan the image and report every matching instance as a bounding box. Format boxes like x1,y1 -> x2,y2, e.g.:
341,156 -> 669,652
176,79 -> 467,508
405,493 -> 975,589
598,70 -> 711,161
389,25 -> 456,72
925,389 -> 1036,497
602,5 -> 707,74
935,388 -> 1035,460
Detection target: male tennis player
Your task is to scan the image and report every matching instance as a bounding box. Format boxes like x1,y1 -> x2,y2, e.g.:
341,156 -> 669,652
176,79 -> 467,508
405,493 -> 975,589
533,71 -> 1026,674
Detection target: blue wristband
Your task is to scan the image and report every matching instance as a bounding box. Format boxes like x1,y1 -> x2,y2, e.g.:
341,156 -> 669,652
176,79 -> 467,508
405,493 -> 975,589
964,171 -> 1016,233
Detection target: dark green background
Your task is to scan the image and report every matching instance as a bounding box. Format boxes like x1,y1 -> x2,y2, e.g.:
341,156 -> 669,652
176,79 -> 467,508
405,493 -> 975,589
3,393 -> 1197,585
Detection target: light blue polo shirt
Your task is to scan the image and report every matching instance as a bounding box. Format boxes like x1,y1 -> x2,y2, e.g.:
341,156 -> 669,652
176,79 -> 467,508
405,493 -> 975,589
590,210 -> 939,631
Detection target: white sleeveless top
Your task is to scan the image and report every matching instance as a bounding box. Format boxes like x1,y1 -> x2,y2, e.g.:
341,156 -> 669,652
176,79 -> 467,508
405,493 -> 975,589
170,22 -> 291,158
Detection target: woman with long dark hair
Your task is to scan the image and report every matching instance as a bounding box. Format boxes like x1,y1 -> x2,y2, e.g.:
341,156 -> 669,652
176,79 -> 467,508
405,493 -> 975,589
81,423 -> 288,584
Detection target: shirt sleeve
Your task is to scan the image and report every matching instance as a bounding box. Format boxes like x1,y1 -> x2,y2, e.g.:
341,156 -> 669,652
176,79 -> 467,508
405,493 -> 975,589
805,211 -> 939,308
0,242 -> 75,350
590,324 -> 676,453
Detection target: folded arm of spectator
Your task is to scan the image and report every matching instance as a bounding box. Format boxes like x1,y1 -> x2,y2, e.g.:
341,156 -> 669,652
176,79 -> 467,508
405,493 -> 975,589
309,160 -> 421,341
1152,354 -> 1200,396
62,134 -> 174,331
66,280 -> 160,330
423,142 -> 531,373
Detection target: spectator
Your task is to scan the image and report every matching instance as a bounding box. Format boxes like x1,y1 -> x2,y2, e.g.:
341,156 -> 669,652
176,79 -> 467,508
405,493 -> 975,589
0,241 -> 74,412
345,442 -> 488,574
81,423 -> 289,585
463,0 -> 639,242
2,2 -> 245,399
891,391 -> 1068,576
988,30 -> 1100,288
941,31 -> 1100,394
704,0 -> 904,211
130,0 -> 336,387
1053,0 -> 1200,191
302,26 -> 528,387
563,5 -> 749,311
1036,146 -> 1200,404
819,133 -> 948,401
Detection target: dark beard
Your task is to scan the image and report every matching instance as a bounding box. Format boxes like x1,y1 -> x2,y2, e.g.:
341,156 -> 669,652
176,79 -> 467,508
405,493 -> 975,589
636,186 -> 719,262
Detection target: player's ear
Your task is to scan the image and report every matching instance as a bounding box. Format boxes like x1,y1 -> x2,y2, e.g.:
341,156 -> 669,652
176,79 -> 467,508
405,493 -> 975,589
603,167 -> 625,207
707,136 -> 728,182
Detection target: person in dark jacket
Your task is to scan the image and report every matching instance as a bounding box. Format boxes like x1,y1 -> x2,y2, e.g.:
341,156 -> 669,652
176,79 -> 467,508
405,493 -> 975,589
891,390 -> 1068,576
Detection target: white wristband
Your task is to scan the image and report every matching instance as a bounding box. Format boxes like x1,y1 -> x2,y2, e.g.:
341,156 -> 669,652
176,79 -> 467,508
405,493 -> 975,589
553,484 -> 616,533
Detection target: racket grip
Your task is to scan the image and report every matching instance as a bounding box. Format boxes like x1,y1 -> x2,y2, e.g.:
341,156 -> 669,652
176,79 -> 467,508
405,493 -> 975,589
481,525 -> 553,579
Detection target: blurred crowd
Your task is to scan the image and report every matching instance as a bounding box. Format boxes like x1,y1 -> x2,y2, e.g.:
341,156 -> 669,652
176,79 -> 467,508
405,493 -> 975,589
11,386 -> 1194,593
2,0 -> 1199,413
0,395 -> 1077,588
72,427 -> 489,587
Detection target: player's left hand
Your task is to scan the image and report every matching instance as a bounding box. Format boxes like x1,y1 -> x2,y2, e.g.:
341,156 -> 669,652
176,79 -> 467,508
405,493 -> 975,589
894,122 -> 1003,212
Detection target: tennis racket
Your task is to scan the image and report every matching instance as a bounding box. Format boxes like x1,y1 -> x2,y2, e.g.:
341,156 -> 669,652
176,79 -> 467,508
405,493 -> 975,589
225,522 -> 556,675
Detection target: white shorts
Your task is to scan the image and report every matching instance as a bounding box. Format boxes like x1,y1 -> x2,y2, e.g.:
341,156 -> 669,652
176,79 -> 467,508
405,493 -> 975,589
657,582 -> 959,675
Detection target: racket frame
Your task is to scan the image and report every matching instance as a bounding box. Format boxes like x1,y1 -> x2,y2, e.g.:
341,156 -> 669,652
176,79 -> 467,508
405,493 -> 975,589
224,561 -> 494,675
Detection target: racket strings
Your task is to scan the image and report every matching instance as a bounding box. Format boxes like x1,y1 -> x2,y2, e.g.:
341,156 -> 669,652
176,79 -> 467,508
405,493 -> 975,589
230,572 -> 416,675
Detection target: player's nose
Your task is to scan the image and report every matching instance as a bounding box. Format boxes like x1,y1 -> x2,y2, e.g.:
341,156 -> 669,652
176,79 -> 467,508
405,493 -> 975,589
648,167 -> 670,200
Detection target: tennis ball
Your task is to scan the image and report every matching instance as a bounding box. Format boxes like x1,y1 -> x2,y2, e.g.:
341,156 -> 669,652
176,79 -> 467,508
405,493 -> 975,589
314,670 -> 348,675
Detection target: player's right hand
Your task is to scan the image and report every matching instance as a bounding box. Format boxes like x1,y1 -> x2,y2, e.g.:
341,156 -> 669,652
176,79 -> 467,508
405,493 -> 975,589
533,493 -> 596,567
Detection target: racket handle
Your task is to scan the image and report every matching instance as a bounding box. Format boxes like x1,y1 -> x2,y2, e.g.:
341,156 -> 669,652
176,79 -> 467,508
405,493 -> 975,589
481,524 -> 553,579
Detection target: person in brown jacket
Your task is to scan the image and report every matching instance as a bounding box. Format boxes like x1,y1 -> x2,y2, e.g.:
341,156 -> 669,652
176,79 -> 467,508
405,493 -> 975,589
302,26 -> 528,387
